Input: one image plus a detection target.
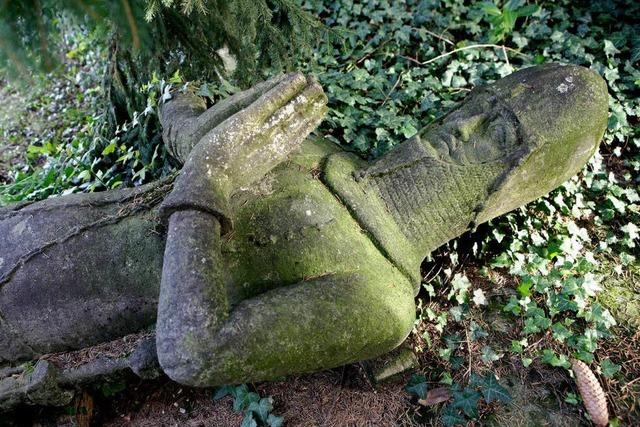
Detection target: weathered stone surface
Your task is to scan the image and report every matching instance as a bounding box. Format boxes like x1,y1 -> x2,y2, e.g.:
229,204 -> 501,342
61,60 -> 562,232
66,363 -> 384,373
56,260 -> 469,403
366,346 -> 417,383
0,64 -> 608,400
0,179 -> 169,362
0,334 -> 162,411
159,72 -> 328,232
129,337 -> 162,379
0,361 -> 73,411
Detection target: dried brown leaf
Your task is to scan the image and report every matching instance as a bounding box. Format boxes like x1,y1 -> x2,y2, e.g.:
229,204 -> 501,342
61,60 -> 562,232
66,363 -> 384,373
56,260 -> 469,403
417,387 -> 451,406
75,390 -> 94,427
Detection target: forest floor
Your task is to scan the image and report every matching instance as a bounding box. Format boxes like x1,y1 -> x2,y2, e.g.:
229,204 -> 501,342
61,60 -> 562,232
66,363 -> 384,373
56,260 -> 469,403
0,83 -> 31,182
1,63 -> 639,427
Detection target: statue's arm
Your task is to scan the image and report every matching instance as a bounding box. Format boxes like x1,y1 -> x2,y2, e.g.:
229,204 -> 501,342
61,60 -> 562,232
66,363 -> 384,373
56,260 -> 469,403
159,73 -> 327,232
156,210 -> 415,386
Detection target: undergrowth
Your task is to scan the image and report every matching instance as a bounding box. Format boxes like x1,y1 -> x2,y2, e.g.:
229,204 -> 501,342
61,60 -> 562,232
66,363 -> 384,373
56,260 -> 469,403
0,0 -> 637,425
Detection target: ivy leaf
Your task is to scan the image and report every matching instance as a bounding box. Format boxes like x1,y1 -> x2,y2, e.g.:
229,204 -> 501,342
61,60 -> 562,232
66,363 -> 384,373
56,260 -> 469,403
448,274 -> 471,304
441,404 -> 467,427
517,279 -> 532,297
479,374 -> 512,403
266,414 -> 284,427
233,385 -> 260,412
451,387 -> 481,418
240,413 -> 258,427
405,374 -> 428,398
213,384 -> 235,400
551,322 -> 572,343
541,349 -> 571,369
481,346 -> 503,364
604,39 -> 621,58
469,321 -> 488,341
101,141 -> 117,156
472,288 -> 487,306
503,296 -> 522,315
565,392 -> 579,405
247,397 -> 273,422
601,358 -> 621,378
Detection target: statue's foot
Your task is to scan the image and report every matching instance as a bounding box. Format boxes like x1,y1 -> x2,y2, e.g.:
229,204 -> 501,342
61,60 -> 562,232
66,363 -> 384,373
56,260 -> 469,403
0,334 -> 161,412
0,360 -> 73,411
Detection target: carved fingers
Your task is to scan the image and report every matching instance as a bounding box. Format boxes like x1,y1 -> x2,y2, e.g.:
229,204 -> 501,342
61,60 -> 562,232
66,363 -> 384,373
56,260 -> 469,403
159,73 -> 327,232
194,72 -> 326,189
223,74 -> 328,188
188,73 -> 295,150
161,73 -> 296,164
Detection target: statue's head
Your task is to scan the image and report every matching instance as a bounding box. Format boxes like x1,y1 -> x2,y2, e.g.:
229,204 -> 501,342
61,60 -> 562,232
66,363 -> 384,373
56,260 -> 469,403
419,63 -> 608,225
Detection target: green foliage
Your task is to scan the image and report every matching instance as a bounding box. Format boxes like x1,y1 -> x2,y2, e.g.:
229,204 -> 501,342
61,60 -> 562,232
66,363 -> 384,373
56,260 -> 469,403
214,384 -> 283,427
0,0 -> 322,87
346,0 -> 640,423
0,39 -> 170,204
601,358 -> 622,378
405,373 -> 429,399
478,0 -> 539,43
405,372 -> 511,425
0,0 -> 638,422
433,373 -> 511,426
474,373 -> 511,404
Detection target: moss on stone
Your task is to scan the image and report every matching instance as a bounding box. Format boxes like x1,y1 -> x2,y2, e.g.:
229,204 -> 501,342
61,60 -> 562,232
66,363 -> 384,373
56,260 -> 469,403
598,262 -> 640,328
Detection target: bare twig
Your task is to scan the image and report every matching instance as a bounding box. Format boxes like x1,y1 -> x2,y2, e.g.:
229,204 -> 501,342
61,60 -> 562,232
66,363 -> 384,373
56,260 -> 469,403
410,26 -> 455,46
502,45 -> 510,67
381,72 -> 405,106
423,28 -> 455,46
421,44 -> 529,66
399,55 -> 422,66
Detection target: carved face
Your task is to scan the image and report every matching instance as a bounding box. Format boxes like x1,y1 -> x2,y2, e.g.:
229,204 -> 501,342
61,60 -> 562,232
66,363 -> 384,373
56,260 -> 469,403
462,63 -> 608,224
358,64 -> 608,255
421,90 -> 523,165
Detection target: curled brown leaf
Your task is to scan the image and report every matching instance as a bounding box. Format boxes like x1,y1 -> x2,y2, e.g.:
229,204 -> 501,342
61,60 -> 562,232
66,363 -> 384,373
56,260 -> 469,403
417,387 -> 451,407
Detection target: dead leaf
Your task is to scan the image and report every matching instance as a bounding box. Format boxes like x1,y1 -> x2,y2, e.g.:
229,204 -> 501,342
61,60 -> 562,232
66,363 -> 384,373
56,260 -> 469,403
418,387 -> 451,406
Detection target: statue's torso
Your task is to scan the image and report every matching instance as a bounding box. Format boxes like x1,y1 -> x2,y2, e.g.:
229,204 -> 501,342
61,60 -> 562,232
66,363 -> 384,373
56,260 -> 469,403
222,137 -> 417,305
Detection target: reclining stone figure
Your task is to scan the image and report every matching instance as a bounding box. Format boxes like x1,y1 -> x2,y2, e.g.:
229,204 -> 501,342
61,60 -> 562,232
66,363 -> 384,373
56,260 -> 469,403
0,64 -> 607,408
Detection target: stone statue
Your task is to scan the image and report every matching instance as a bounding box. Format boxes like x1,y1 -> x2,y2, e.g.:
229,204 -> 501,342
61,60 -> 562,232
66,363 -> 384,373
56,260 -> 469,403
0,64 -> 607,409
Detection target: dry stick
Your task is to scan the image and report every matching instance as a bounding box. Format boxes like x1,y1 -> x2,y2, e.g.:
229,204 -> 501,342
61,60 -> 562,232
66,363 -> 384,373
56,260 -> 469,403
381,72 -> 405,107
502,45 -> 510,67
421,44 -> 529,66
464,325 -> 472,380
423,28 -> 455,46
399,55 -> 422,66
410,26 -> 455,46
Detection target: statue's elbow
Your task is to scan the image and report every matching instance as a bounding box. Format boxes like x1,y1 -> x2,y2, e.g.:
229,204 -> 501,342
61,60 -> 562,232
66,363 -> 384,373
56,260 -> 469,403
156,330 -> 211,387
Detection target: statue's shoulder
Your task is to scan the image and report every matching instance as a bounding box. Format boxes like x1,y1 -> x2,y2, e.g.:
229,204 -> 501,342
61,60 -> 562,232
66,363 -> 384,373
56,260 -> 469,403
321,149 -> 423,292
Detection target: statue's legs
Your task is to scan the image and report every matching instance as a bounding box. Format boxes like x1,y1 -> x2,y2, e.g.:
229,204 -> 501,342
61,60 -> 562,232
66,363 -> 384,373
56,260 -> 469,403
0,179 -> 171,363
